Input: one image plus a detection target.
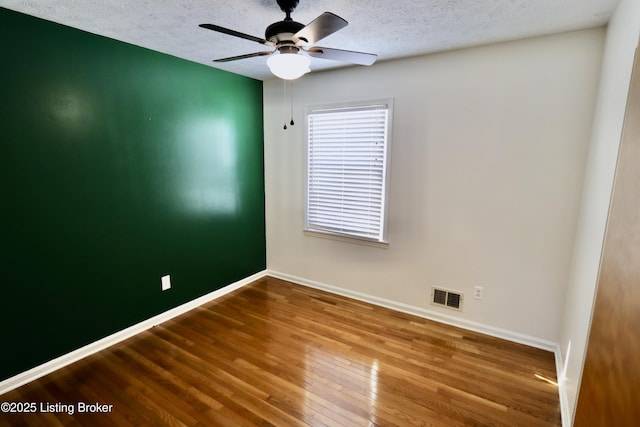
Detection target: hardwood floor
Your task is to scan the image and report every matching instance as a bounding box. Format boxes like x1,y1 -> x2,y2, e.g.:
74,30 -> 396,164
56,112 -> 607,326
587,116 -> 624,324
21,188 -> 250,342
0,277 -> 561,426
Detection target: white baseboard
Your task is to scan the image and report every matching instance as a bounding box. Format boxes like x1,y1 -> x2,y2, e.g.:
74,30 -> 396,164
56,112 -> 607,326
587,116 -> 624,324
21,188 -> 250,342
267,270 -> 558,352
554,343 -> 572,427
0,270 -> 268,396
559,389 -> 571,426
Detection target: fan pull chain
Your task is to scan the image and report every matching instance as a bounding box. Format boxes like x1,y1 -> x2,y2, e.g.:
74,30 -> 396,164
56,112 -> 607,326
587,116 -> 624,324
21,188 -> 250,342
290,82 -> 295,126
283,80 -> 295,130
283,80 -> 288,130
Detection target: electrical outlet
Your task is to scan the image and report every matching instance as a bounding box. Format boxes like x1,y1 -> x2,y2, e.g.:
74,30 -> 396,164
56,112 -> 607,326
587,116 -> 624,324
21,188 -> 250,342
161,275 -> 171,291
473,286 -> 483,300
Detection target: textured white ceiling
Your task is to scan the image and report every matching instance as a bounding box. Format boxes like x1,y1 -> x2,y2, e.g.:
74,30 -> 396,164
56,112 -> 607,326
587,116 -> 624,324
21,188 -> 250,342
0,0 -> 620,80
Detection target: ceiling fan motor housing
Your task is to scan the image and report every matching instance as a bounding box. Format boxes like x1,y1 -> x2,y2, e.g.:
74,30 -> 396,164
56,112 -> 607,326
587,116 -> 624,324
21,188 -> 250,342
266,20 -> 305,43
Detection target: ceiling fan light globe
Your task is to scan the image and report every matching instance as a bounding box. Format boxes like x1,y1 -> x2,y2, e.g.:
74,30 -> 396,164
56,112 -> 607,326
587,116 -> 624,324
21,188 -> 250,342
267,53 -> 310,80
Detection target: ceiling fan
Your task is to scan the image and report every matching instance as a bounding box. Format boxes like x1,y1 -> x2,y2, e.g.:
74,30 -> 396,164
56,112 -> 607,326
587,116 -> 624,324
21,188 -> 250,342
199,0 -> 377,80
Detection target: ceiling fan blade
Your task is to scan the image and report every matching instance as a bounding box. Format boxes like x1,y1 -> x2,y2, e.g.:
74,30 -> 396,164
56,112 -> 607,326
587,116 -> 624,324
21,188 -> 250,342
306,47 -> 377,66
199,24 -> 274,46
294,12 -> 348,45
213,51 -> 273,62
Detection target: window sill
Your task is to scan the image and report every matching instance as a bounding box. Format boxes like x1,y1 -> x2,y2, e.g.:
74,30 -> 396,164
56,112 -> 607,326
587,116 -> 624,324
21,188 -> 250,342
303,230 -> 389,249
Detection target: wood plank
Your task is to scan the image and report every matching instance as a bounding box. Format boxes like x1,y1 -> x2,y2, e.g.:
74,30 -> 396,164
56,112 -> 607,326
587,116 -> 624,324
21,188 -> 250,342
0,276 -> 560,426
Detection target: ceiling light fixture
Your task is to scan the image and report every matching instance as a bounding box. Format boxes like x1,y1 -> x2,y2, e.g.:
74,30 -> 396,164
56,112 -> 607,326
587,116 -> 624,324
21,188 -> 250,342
267,51 -> 310,80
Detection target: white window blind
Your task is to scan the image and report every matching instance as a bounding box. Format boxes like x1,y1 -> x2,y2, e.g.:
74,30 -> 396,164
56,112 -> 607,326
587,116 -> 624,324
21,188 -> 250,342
306,103 -> 390,242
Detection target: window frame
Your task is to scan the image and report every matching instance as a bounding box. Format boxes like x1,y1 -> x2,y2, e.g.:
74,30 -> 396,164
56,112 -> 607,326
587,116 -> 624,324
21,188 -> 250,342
303,98 -> 393,246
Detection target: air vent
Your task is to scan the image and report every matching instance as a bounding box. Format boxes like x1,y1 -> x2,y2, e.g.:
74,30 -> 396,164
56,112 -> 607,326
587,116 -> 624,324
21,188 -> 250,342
431,287 -> 463,311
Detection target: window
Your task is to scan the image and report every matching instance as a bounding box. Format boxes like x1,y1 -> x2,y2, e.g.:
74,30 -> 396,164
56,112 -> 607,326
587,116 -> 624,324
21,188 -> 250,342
305,100 -> 392,244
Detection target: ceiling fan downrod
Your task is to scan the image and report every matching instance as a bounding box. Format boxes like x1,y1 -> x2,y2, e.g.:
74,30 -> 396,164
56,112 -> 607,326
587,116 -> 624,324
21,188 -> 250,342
277,0 -> 300,19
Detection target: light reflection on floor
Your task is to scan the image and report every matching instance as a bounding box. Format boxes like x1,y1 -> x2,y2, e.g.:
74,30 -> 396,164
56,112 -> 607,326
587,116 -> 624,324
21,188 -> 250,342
302,345 -> 382,425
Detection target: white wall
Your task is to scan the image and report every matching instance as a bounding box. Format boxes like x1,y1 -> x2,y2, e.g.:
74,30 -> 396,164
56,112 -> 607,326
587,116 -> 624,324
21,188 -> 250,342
559,0 -> 640,423
264,28 -> 604,345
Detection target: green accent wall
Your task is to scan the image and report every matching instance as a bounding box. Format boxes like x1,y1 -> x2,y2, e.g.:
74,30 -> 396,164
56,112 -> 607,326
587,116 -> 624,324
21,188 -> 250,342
0,8 -> 266,381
